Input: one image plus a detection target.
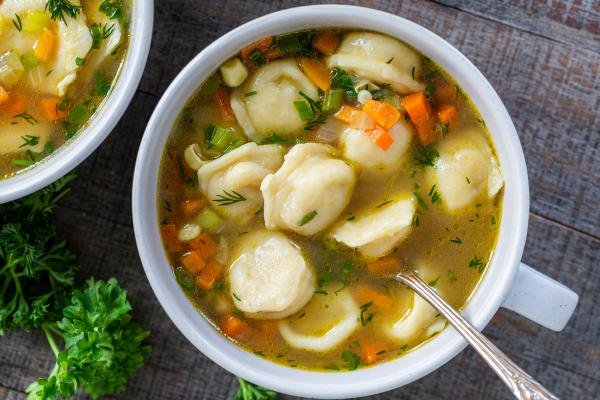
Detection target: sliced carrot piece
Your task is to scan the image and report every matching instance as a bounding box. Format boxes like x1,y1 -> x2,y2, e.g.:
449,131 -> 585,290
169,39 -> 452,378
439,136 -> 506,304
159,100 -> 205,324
353,284 -> 393,310
364,125 -> 394,151
180,250 -> 206,275
188,232 -> 216,260
367,255 -> 401,274
298,57 -> 331,91
240,36 -> 273,63
40,97 -> 67,121
361,340 -> 386,365
313,32 -> 341,55
402,92 -> 431,125
220,314 -> 248,337
160,223 -> 184,253
3,93 -> 26,115
334,105 -> 357,124
436,104 -> 457,124
0,86 -> 9,106
213,86 -> 235,122
181,198 -> 206,217
415,119 -> 436,145
195,258 -> 222,290
34,27 -> 56,62
362,99 -> 401,129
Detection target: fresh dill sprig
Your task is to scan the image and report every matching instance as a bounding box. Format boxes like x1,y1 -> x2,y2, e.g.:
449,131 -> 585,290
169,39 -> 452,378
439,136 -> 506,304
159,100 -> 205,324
45,0 -> 82,24
213,190 -> 246,206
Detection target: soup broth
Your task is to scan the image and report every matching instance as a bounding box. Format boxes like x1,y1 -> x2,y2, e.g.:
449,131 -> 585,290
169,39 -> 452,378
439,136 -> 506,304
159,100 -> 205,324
0,0 -> 130,178
158,29 -> 503,371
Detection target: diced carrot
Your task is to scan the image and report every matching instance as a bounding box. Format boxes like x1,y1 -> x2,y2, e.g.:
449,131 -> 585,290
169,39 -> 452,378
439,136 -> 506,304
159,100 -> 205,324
353,284 -> 393,310
0,86 -> 9,106
367,256 -> 401,274
160,223 -> 184,252
334,105 -> 357,124
402,92 -> 431,125
188,232 -> 216,260
3,93 -> 26,115
298,57 -> 331,91
181,198 -> 206,217
240,36 -> 273,63
259,320 -> 279,334
364,125 -> 394,151
335,106 -> 378,131
40,97 -> 67,121
180,250 -> 206,275
34,27 -> 56,62
220,313 -> 248,337
313,32 -> 341,55
434,83 -> 457,104
436,104 -> 457,124
195,258 -> 222,290
362,99 -> 401,129
415,119 -> 436,145
361,340 -> 386,365
212,86 -> 235,122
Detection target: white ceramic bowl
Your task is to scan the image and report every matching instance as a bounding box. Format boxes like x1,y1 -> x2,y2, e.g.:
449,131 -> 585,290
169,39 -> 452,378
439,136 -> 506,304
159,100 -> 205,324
132,6 -> 578,398
0,0 -> 153,204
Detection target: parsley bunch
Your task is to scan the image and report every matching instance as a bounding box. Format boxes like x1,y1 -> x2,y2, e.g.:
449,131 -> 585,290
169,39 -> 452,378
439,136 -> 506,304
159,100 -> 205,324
235,378 -> 277,400
0,175 -> 77,334
27,278 -> 151,400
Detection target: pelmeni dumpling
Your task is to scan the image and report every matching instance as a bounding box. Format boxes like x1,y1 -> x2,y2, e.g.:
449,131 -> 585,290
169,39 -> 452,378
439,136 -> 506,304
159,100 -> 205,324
430,128 -> 504,211
229,230 -> 314,319
198,143 -> 284,223
386,291 -> 439,342
340,120 -> 413,178
79,5 -> 123,75
0,0 -> 92,96
261,143 -> 356,236
230,60 -> 318,141
327,32 -> 424,94
331,196 -> 415,259
0,119 -> 51,155
278,287 -> 359,352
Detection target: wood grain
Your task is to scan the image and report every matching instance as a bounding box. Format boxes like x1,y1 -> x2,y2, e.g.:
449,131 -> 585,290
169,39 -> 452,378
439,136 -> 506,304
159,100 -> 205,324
0,0 -> 598,399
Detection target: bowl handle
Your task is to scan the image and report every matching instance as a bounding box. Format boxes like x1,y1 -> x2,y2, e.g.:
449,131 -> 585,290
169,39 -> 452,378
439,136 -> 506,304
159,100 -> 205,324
501,263 -> 578,331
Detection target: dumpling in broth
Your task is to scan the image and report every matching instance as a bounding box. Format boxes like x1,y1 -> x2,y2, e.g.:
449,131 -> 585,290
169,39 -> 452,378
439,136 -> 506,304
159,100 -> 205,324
230,60 -> 318,141
340,120 -> 413,178
430,128 -> 504,211
386,291 -> 439,342
331,196 -> 416,259
229,230 -> 315,319
197,143 -> 284,223
327,32 -> 424,94
278,287 -> 359,352
261,143 -> 356,236
0,119 -> 51,155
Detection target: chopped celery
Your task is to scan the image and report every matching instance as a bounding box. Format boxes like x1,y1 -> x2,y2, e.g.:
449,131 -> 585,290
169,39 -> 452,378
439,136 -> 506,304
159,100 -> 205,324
20,54 -> 39,70
22,11 -> 50,33
210,126 -> 235,151
0,51 -> 24,86
195,207 -> 222,233
322,89 -> 344,112
294,100 -> 313,120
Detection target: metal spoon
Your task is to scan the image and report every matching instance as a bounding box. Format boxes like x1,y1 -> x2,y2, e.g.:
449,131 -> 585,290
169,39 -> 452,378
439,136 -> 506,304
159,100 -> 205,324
396,270 -> 559,400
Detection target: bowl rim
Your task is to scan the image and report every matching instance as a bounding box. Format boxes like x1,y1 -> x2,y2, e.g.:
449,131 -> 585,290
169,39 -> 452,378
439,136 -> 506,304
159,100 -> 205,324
0,0 -> 154,204
133,5 -> 529,398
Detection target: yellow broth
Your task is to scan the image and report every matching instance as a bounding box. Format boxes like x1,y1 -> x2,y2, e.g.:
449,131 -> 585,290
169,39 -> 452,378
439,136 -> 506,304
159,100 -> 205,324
157,29 -> 502,371
0,0 -> 130,178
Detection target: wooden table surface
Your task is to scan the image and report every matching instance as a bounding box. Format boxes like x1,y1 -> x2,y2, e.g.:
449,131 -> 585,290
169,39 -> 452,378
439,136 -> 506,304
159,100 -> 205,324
1,1 -> 599,399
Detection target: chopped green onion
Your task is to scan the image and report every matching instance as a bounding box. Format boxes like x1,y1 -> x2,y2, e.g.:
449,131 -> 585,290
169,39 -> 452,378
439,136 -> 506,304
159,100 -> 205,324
75,56 -> 86,66
248,49 -> 266,66
244,90 -> 257,97
275,31 -> 313,55
293,100 -> 314,120
20,54 -> 39,70
68,104 -> 87,125
298,210 -> 318,226
195,207 -> 222,233
322,89 -> 344,112
210,126 -> 235,151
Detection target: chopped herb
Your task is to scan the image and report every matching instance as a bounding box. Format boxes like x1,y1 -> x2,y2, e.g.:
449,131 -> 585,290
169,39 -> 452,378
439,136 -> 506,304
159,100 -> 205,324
93,74 -> 111,96
244,90 -> 257,97
330,67 -> 358,101
413,146 -> 439,168
12,14 -> 23,31
428,276 -> 440,287
411,66 -> 416,80
376,350 -> 386,355
19,135 -> 40,148
314,289 -> 328,295
213,190 -> 246,206
449,237 -> 462,244
447,270 -> 457,284
475,117 -> 486,126
213,281 -> 226,291
99,0 -> 124,19
293,99 -> 314,120
298,210 -> 318,226
11,158 -> 35,167
90,23 -> 115,49
13,112 -> 38,125
424,84 -> 435,99
239,231 -> 248,237
468,257 -> 486,273
75,57 -> 86,66
359,301 -> 374,326
346,216 -> 355,221
247,48 -> 266,66
412,184 -> 429,211
235,377 -> 277,400
435,122 -> 449,137
376,200 -> 392,209
491,216 -> 497,225
275,31 -> 315,56
341,350 -> 360,371
385,57 -> 394,64
203,124 -> 216,148
45,0 -> 82,23
398,344 -> 409,352
411,214 -> 420,227
428,184 -> 442,204
232,292 -> 241,301
252,350 -> 265,357
324,364 -> 339,370
297,312 -> 306,320
261,133 -> 304,145
465,176 -> 471,184
176,155 -> 194,186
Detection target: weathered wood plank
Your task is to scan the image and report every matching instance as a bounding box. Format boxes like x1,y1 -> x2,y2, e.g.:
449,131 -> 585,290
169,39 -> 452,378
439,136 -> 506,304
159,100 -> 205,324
0,385 -> 25,400
432,0 -> 600,53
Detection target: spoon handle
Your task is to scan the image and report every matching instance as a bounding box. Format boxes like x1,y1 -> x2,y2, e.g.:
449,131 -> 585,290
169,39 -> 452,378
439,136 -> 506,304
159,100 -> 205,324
396,271 -> 559,400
